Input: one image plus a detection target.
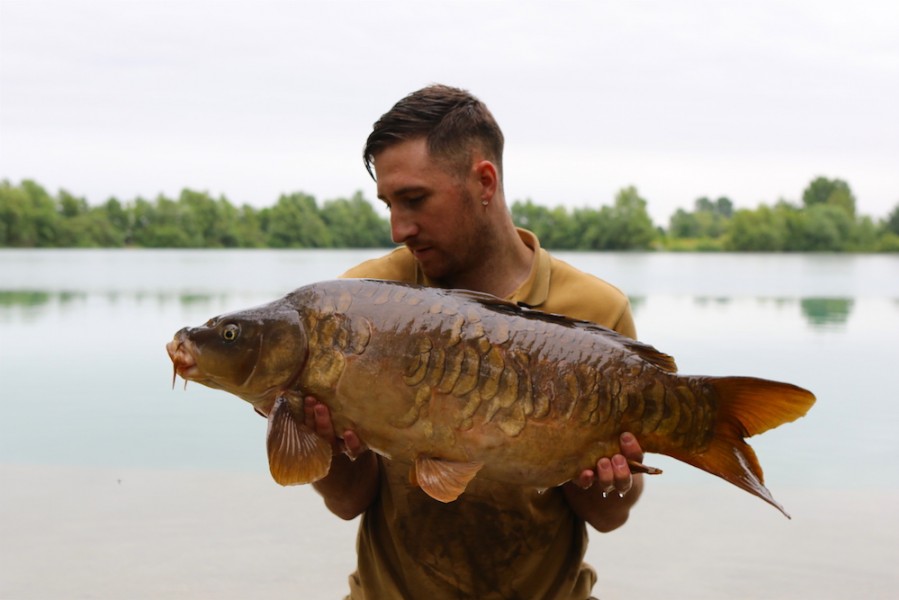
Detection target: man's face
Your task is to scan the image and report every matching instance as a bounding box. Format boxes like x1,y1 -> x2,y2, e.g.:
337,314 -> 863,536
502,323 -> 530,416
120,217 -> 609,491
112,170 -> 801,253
373,138 -> 488,284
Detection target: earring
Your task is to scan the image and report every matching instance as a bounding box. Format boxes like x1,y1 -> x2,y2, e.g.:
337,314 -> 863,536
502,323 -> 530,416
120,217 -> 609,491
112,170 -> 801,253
481,200 -> 489,206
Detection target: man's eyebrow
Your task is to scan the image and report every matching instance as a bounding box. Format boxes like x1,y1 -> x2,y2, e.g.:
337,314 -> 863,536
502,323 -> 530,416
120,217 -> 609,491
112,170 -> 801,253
378,185 -> 428,201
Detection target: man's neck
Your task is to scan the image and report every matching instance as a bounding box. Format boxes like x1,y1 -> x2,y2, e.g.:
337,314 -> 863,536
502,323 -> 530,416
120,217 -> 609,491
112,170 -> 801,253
441,226 -> 534,299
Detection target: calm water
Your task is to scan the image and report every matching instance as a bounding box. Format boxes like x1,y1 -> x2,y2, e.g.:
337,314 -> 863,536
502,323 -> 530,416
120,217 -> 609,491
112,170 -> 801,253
1,249 -> 898,490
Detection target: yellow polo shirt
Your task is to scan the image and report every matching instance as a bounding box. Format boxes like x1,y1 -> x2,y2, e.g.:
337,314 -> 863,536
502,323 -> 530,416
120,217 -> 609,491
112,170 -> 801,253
340,228 -> 635,600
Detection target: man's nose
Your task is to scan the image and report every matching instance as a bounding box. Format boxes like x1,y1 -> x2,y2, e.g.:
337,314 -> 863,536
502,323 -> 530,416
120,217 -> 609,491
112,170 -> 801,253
390,212 -> 419,244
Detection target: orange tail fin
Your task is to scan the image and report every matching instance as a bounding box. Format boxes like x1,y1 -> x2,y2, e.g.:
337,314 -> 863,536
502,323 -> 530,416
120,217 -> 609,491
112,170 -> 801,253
667,376 -> 815,518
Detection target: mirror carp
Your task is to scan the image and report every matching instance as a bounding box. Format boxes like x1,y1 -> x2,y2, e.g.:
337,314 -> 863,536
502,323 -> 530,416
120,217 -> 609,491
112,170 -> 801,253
167,279 -> 815,517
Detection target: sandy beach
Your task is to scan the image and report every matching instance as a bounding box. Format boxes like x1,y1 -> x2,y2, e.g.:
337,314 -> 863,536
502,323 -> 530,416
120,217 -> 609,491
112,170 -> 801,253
2,463 -> 896,599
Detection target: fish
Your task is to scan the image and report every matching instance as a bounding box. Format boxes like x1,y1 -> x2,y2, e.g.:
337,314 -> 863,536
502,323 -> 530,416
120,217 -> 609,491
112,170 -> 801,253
166,278 -> 815,517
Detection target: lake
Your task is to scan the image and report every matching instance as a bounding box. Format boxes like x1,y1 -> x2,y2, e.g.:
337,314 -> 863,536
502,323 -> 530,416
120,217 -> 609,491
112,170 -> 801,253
1,249 -> 898,599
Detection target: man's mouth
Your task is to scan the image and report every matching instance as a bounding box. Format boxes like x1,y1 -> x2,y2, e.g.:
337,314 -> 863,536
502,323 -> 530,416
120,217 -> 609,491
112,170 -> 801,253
408,244 -> 433,259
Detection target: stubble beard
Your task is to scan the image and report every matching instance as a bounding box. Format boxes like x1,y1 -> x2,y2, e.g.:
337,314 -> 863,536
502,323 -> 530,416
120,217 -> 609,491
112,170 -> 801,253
423,189 -> 493,290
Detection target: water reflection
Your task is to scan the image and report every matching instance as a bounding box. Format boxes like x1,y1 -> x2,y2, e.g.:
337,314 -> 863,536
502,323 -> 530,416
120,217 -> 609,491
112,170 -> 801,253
693,297 -> 731,307
0,290 -> 878,334
628,296 -> 646,313
0,290 -> 226,309
800,298 -> 854,328
653,295 -> 859,331
179,293 -> 217,305
0,290 -> 82,307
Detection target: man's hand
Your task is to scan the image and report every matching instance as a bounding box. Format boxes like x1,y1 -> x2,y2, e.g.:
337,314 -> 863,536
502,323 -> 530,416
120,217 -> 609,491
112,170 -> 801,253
304,396 -> 379,520
570,432 -> 643,497
303,396 -> 368,460
563,432 -> 645,533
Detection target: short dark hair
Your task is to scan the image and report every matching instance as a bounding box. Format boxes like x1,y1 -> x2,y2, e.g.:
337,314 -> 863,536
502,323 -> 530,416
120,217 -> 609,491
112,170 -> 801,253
363,84 -> 504,181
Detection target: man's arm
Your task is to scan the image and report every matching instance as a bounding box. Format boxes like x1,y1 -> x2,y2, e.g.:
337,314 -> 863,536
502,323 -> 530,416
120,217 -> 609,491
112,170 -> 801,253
304,398 -> 380,520
562,432 -> 645,533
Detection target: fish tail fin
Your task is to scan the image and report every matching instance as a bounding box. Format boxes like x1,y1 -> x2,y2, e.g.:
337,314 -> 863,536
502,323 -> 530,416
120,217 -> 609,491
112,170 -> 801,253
668,376 -> 815,519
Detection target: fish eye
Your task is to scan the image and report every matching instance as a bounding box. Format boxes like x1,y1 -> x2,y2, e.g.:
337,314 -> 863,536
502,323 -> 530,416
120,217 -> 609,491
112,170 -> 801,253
221,323 -> 240,342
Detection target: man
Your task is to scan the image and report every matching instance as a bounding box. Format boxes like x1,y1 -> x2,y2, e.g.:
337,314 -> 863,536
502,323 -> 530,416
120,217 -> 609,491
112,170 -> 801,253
305,84 -> 644,599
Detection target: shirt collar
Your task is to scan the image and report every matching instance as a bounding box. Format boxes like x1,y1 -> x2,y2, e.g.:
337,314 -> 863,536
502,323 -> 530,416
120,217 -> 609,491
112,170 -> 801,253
507,228 -> 550,308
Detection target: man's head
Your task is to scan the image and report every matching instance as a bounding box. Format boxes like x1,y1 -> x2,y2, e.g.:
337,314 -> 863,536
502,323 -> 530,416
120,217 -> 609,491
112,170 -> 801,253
363,84 -> 504,184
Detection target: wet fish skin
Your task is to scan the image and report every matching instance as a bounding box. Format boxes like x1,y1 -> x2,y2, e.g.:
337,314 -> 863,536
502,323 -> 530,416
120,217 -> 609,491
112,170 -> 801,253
167,279 -> 815,516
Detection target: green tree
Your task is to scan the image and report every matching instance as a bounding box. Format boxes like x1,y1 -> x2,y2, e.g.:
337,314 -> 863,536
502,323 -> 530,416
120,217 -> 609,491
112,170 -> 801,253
265,192 -> 332,248
0,180 -> 28,245
511,199 -> 553,239
668,208 -> 700,239
101,197 -> 130,239
55,209 -> 125,247
1,180 -> 60,246
802,176 -> 856,218
177,189 -> 246,248
851,215 -> 879,251
572,187 -> 655,250
129,197 -> 156,246
233,204 -> 266,248
511,199 -> 578,249
130,194 -> 195,247
321,192 -> 392,247
542,206 -> 580,249
57,190 -> 89,219
725,205 -> 786,251
885,202 -> 899,236
155,195 -> 196,247
52,189 -> 121,247
668,196 -> 732,240
792,203 -> 854,251
601,186 -> 656,250
24,181 -> 62,246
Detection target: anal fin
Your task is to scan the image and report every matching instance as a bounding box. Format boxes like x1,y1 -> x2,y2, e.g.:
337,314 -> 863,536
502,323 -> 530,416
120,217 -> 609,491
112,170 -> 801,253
411,456 -> 484,503
266,396 -> 332,486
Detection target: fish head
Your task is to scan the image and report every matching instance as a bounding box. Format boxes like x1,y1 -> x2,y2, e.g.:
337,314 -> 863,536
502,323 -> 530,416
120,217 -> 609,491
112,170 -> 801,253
166,300 -> 307,407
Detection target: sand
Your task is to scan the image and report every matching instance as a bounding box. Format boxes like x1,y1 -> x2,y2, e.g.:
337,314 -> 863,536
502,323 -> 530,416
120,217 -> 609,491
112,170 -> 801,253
1,463 -> 896,599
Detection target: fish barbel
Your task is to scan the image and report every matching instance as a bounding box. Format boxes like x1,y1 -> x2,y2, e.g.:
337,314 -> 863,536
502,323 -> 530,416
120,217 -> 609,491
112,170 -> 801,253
166,279 -> 815,517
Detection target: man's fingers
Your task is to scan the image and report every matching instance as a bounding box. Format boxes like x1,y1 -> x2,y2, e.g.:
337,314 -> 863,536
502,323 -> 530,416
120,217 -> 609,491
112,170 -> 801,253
573,469 -> 595,490
619,432 -> 644,462
312,403 -> 336,438
611,454 -> 632,496
596,457 -> 616,494
342,430 -> 367,460
303,396 -> 317,429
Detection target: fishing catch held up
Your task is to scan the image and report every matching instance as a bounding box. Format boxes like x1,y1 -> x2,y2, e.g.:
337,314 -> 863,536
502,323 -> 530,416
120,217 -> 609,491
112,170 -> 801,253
166,279 -> 815,517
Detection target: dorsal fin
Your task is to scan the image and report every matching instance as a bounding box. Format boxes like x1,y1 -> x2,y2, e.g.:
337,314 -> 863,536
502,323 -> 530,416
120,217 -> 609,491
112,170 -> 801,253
615,336 -> 678,373
445,287 -> 679,373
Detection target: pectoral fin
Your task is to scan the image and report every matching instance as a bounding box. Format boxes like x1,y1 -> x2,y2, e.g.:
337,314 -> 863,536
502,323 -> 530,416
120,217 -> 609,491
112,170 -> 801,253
266,396 -> 332,486
411,456 -> 484,503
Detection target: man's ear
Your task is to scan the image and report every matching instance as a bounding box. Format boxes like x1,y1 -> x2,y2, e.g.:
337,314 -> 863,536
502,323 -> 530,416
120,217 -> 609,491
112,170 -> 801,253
473,160 -> 498,201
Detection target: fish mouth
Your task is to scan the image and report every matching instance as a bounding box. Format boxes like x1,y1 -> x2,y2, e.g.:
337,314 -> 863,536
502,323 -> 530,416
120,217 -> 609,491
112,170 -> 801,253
166,333 -> 201,388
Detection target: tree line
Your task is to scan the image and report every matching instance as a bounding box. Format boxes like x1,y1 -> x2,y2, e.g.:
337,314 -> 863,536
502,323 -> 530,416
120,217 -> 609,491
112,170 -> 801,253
0,181 -> 391,249
662,177 -> 899,252
1,177 -> 897,251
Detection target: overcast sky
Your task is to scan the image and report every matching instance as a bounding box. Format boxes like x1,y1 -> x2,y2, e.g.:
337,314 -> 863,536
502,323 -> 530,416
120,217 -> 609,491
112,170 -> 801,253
2,0 -> 898,225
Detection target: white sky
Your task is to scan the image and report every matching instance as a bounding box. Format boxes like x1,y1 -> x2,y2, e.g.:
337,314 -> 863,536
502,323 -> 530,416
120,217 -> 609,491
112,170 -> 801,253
2,0 -> 898,226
